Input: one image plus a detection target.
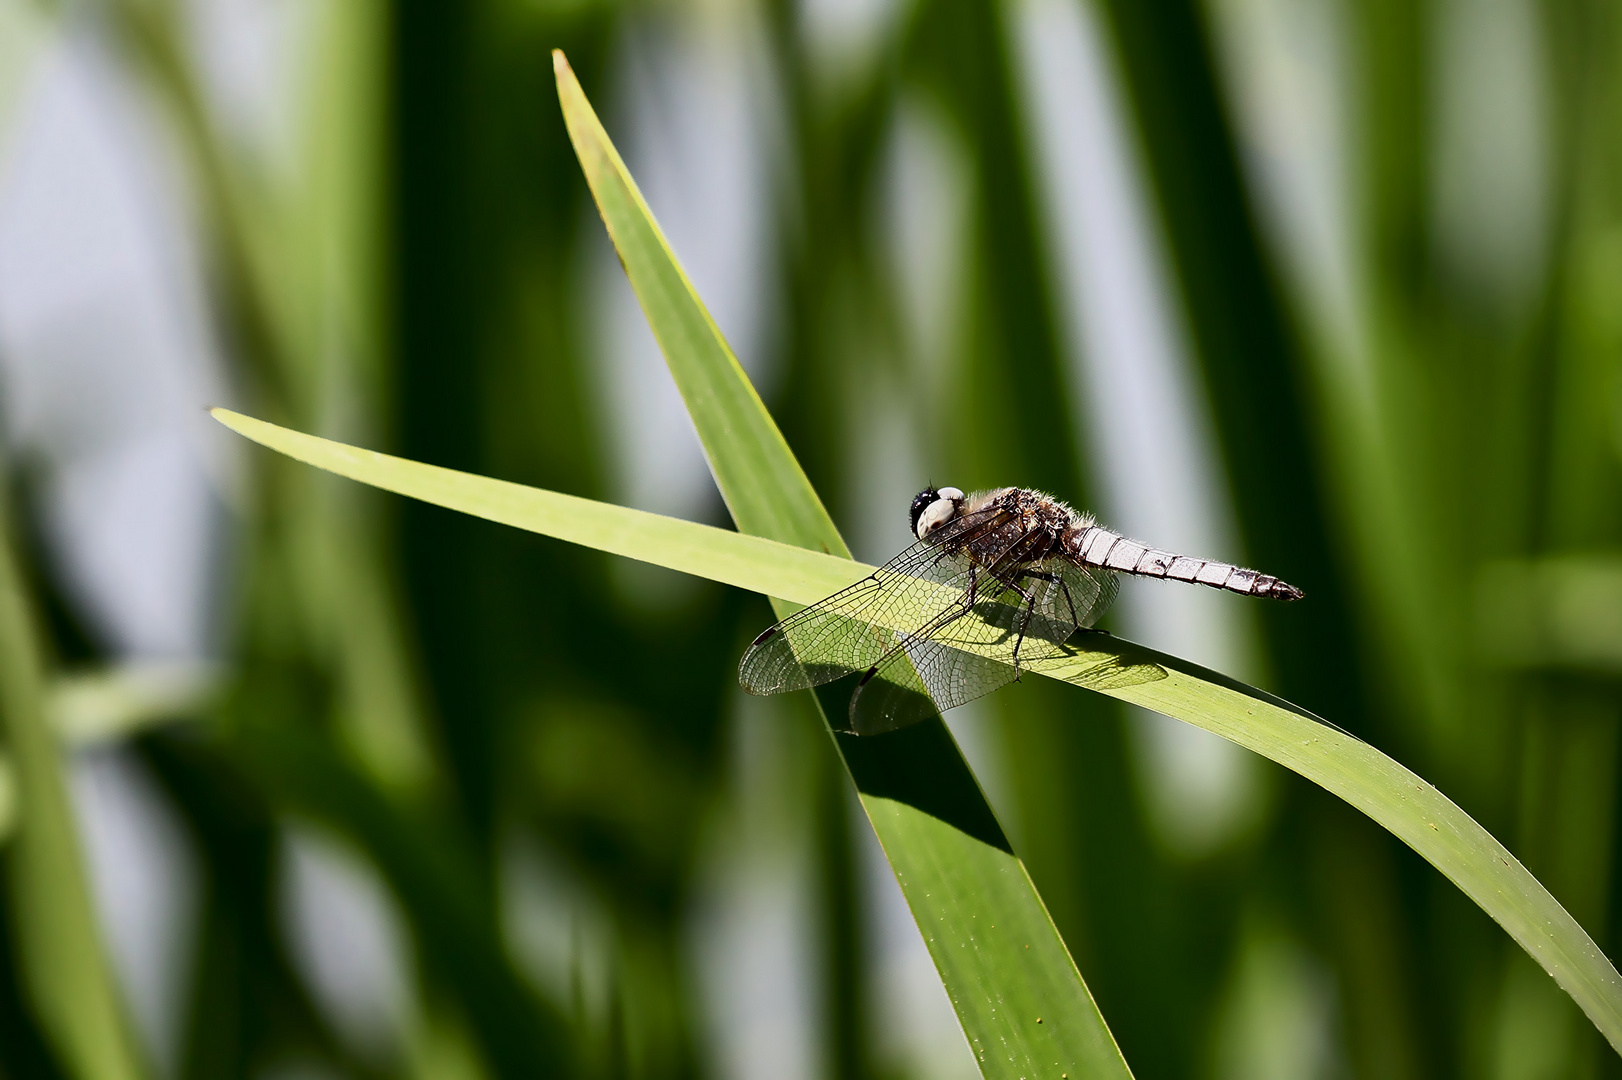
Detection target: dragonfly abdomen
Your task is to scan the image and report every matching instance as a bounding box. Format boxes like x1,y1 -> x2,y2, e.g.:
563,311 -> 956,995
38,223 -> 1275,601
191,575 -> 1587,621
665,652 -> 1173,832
1065,525 -> 1304,601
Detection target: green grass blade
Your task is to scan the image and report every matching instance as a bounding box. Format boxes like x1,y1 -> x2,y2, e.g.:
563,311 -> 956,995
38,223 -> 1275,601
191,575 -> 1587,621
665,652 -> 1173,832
211,408 -> 1622,1052
1029,642 -> 1622,1052
552,50 -> 1134,1078
554,57 -> 840,556
0,490 -> 146,1079
211,409 -> 865,599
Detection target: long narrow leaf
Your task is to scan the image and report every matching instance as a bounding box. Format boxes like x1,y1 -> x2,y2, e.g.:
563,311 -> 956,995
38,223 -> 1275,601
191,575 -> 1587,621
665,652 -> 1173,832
0,487 -> 145,1079
212,407 -> 1622,1052
553,51 -> 1135,1078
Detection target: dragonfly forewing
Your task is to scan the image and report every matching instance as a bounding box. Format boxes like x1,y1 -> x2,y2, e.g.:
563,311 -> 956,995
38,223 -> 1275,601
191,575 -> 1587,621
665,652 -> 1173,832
846,558 -> 1118,733
737,577 -> 900,694
738,507 -> 1014,696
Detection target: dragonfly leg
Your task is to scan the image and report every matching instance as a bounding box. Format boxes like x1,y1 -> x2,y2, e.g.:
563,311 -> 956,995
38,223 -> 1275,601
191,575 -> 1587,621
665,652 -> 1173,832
1015,568 -> 1079,626
998,577 -> 1043,679
961,564 -> 981,611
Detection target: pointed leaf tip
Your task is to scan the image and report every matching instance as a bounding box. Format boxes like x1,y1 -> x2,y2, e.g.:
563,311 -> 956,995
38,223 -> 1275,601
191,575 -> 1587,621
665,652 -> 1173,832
211,407 -> 250,437
552,49 -> 569,76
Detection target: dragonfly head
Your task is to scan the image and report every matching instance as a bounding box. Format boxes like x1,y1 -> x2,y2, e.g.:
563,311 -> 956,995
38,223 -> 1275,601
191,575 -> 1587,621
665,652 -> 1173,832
911,486 -> 965,539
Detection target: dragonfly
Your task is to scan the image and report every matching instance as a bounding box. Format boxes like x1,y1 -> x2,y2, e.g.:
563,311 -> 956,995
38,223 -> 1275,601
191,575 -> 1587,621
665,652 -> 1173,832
739,485 -> 1303,735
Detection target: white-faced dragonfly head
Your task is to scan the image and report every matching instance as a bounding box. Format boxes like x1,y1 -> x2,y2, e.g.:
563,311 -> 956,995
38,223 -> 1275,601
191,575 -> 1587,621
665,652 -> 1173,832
910,486 -> 966,539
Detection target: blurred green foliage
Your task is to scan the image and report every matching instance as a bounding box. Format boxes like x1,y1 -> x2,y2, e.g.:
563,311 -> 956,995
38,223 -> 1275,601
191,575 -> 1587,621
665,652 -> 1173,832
0,0 -> 1619,1076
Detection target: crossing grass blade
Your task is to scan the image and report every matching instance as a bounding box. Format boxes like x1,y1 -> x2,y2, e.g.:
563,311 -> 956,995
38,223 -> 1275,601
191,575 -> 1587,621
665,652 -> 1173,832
212,406 -> 1622,1054
554,49 -> 1137,1078
0,489 -> 146,1080
551,49 -> 1141,1076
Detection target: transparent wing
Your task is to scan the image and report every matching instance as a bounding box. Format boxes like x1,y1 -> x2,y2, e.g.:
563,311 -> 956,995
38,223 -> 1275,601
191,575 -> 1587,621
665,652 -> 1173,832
737,505 -> 1017,696
739,505 -> 1122,735
1065,560 -> 1120,630
849,638 -> 1013,735
849,559 -> 1119,734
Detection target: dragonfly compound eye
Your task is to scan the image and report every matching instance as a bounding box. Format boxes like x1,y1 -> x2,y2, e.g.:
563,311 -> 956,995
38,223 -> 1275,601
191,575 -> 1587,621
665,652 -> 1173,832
915,497 -> 958,539
908,488 -> 940,536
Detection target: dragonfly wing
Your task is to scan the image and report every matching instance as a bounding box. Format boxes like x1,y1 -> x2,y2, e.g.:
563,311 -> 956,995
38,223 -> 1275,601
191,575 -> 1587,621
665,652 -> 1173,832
738,576 -> 896,694
847,555 -> 1047,734
737,506 -> 1016,698
847,560 -> 1120,734
850,584 -> 1062,734
918,556 -> 1102,667
850,635 -> 1016,735
1049,559 -> 1119,630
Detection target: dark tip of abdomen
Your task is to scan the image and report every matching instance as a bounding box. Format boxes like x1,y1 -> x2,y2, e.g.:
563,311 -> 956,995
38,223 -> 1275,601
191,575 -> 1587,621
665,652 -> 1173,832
1270,581 -> 1305,601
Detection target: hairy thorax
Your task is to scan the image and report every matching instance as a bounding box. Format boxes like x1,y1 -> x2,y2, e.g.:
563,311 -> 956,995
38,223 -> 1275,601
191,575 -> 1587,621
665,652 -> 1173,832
956,488 -> 1088,567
